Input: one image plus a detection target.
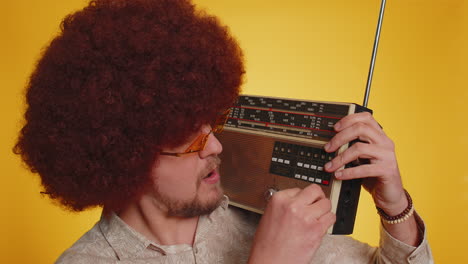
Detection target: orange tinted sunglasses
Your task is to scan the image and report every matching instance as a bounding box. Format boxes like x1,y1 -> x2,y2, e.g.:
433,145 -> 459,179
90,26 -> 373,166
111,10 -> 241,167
160,109 -> 231,157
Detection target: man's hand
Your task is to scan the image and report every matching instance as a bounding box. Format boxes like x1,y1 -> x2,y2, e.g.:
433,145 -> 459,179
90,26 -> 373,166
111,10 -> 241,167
323,112 -> 421,246
323,112 -> 406,215
248,184 -> 335,264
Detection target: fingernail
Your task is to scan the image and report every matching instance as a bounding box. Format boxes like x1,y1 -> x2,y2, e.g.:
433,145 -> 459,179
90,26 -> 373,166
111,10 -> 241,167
325,162 -> 332,170
324,143 -> 330,151
334,122 -> 341,130
335,171 -> 342,178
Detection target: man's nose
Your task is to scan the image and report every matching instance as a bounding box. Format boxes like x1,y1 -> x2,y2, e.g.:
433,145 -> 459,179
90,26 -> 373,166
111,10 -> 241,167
199,133 -> 223,158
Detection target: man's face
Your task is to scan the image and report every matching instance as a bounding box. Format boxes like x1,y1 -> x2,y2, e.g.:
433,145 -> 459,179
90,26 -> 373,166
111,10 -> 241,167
150,125 -> 224,217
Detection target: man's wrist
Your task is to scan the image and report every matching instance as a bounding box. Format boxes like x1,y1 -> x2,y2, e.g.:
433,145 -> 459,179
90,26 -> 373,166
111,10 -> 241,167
377,189 -> 414,224
375,188 -> 408,216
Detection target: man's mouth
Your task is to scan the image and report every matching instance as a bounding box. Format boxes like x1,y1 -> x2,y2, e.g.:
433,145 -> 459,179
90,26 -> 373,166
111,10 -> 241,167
203,171 -> 215,179
202,169 -> 220,184
201,156 -> 221,183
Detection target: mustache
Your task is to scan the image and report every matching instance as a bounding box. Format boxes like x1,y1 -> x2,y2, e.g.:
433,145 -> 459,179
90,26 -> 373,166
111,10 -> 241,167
207,155 -> 221,171
196,156 -> 222,185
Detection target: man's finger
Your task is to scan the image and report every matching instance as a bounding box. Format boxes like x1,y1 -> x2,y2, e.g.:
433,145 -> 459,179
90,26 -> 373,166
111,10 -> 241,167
303,197 -> 332,220
333,164 -> 387,180
325,143 -> 383,172
275,187 -> 301,199
325,123 -> 384,153
317,211 -> 336,234
334,112 -> 382,132
294,184 -> 325,205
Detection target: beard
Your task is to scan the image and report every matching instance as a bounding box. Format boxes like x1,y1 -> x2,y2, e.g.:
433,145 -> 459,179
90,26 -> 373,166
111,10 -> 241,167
155,156 -> 224,218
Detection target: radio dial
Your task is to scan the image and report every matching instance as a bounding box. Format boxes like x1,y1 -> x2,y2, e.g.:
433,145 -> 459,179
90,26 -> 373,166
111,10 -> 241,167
264,188 -> 278,201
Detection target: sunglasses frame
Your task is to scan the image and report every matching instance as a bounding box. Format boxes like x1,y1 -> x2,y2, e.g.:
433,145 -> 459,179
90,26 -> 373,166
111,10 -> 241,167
160,109 -> 231,157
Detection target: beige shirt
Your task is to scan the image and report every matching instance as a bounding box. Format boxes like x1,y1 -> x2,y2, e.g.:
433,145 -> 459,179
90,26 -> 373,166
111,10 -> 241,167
56,197 -> 433,264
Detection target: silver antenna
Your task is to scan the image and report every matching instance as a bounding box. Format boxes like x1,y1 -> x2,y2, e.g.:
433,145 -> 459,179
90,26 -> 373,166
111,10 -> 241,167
363,0 -> 387,107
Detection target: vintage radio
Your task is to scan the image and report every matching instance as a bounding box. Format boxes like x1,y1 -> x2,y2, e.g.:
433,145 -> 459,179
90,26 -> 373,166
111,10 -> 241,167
218,96 -> 370,234
217,0 -> 387,234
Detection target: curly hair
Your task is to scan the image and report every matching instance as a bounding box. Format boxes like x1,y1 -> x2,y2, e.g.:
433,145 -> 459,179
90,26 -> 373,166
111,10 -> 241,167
14,0 -> 244,212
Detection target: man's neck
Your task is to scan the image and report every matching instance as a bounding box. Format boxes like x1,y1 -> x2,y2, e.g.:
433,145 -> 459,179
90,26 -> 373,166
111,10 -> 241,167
117,196 -> 199,246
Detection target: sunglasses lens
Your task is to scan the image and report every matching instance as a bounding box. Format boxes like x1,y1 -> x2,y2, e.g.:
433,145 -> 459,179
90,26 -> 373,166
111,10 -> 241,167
213,109 -> 230,133
181,109 -> 231,154
184,133 -> 210,153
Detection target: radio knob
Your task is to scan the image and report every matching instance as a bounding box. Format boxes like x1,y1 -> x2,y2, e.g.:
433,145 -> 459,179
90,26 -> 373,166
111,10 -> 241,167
264,188 -> 278,201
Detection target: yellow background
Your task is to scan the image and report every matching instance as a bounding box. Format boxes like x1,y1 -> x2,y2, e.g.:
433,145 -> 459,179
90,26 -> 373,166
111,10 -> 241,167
1,0 -> 467,263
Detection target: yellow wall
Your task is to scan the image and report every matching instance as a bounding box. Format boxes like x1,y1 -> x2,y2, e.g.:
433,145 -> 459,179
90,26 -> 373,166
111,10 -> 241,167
1,0 -> 466,263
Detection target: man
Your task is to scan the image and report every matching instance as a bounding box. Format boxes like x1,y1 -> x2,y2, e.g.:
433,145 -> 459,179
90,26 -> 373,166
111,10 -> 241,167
15,0 -> 433,263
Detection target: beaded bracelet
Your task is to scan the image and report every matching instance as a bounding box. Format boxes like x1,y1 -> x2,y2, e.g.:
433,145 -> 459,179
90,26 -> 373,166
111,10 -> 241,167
376,189 -> 414,224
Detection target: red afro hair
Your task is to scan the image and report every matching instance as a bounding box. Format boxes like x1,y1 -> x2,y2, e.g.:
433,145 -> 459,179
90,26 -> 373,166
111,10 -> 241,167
14,0 -> 244,212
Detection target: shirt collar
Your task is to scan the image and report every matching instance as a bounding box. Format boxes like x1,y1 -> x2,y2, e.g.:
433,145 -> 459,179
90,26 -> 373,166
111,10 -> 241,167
99,195 -> 230,259
99,211 -> 158,259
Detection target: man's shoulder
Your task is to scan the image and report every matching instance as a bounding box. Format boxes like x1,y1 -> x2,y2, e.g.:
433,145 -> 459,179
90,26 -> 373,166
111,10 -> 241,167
314,234 -> 375,262
221,205 -> 261,235
204,203 -> 259,244
56,222 -> 117,264
222,204 -> 260,224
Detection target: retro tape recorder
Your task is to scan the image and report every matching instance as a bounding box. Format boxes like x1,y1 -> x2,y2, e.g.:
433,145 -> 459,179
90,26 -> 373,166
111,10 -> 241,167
217,0 -> 388,234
